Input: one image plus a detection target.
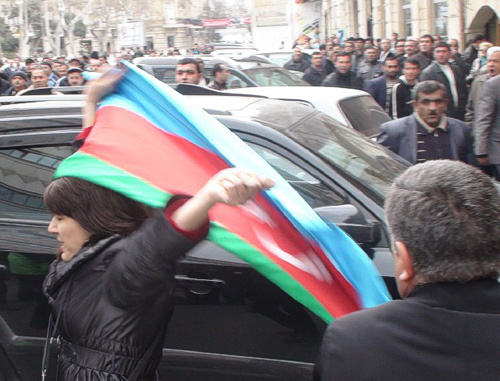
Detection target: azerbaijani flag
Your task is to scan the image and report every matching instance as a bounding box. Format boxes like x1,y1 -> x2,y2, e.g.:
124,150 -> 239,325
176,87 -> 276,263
56,62 -> 390,323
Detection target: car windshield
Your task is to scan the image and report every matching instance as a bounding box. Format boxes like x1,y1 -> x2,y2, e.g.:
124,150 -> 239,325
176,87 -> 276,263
339,95 -> 391,137
260,53 -> 293,67
242,67 -> 309,86
287,111 -> 409,202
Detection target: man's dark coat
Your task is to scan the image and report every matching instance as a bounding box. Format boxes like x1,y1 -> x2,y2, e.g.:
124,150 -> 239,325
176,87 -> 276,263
315,279 -> 500,381
420,62 -> 467,120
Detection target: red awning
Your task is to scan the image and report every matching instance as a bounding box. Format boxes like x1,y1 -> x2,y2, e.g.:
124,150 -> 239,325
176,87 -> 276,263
202,19 -> 231,27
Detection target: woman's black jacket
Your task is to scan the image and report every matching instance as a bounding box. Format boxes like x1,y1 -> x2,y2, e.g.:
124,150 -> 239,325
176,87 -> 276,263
43,209 -> 205,380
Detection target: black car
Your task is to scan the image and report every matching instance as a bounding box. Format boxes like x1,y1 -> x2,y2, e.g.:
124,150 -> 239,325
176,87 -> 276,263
0,89 -> 409,380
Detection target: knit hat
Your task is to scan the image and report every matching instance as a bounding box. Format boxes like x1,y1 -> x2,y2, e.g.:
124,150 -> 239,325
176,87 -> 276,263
10,71 -> 29,82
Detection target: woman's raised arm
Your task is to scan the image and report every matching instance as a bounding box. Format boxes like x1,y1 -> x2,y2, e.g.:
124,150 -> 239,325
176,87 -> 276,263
171,168 -> 274,231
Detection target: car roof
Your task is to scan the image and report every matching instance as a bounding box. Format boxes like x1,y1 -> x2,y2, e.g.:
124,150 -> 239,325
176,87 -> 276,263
211,48 -> 259,56
0,93 -> 316,133
226,86 -> 371,125
257,49 -> 315,55
132,55 -> 280,70
207,43 -> 256,50
226,85 -> 368,99
257,50 -> 295,55
133,55 -> 212,66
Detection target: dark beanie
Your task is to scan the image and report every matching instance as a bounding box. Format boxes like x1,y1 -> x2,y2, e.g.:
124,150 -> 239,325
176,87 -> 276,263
10,71 -> 29,82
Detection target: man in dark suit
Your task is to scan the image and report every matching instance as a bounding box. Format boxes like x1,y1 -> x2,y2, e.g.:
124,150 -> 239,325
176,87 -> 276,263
302,51 -> 328,86
420,41 -> 467,120
365,57 -> 400,115
475,73 -> 500,180
322,52 -> 363,90
376,81 -> 472,164
315,159 -> 500,381
284,47 -> 310,73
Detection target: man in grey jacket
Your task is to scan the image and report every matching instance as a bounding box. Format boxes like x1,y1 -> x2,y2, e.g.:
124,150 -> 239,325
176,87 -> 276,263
474,61 -> 500,180
357,45 -> 383,81
466,46 -> 500,127
377,81 -> 473,164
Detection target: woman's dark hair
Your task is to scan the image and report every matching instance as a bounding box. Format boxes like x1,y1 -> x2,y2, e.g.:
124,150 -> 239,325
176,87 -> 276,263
44,177 -> 152,245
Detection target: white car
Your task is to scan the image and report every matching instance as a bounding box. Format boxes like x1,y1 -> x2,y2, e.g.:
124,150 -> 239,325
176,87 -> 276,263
210,48 -> 260,57
255,49 -> 316,67
226,86 -> 391,138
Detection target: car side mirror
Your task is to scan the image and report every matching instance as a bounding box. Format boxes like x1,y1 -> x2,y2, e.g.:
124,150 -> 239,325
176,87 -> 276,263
314,205 -> 381,248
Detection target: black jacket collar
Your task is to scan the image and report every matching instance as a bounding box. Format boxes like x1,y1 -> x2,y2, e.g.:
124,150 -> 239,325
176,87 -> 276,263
43,235 -> 121,297
406,279 -> 500,314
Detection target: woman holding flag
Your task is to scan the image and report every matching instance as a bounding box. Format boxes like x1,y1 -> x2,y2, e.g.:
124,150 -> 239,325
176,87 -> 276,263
41,70 -> 274,381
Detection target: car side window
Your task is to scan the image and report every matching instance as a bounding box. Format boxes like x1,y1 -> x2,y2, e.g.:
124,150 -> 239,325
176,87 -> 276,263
152,67 -> 176,84
0,147 -> 73,221
247,143 -> 345,207
0,145 -> 73,340
226,73 -> 249,89
338,95 -> 391,137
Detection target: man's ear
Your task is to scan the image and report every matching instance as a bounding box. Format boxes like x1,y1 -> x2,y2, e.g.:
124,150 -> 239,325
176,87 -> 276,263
393,241 -> 417,298
394,241 -> 415,282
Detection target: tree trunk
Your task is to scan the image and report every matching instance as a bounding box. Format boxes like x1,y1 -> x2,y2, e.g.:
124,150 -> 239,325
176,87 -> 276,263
42,0 -> 57,53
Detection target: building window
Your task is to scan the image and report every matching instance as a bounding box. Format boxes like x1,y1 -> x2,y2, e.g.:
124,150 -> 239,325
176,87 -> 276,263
433,0 -> 448,40
402,0 -> 412,38
146,37 -> 154,50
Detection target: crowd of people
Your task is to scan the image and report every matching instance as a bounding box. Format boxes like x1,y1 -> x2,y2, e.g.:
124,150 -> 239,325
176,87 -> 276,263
164,33 -> 500,180
289,34 -> 494,122
2,32 -> 500,177
0,53 -> 116,95
288,33 -> 500,180
0,45 -> 229,95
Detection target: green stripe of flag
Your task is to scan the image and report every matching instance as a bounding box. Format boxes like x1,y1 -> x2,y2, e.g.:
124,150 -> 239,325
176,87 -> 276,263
55,152 -> 170,208
208,223 -> 334,323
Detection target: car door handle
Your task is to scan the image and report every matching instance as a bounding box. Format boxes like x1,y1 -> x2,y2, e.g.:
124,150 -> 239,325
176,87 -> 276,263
174,275 -> 225,287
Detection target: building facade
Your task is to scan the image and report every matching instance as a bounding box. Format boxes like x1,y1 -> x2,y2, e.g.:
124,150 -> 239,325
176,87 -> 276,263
83,0 -> 205,54
0,0 -> 208,57
322,0 -> 499,48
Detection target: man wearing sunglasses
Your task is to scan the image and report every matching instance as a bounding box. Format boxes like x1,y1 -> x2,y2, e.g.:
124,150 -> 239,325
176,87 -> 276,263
376,80 -> 473,164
